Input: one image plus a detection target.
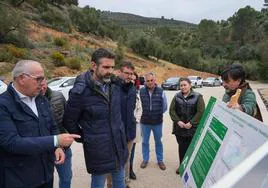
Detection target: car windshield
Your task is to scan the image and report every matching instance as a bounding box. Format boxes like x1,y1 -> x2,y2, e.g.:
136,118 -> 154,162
47,78 -> 64,86
0,80 -> 4,86
166,77 -> 179,83
188,76 -> 197,80
205,77 -> 215,80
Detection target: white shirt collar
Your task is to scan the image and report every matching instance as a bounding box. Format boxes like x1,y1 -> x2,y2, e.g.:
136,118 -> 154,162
12,83 -> 29,99
12,83 -> 38,117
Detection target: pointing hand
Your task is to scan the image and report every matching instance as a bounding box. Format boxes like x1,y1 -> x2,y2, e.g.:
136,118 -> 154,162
57,133 -> 81,147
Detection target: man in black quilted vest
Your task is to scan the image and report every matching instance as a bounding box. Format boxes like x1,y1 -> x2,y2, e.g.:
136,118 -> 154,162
41,80 -> 73,188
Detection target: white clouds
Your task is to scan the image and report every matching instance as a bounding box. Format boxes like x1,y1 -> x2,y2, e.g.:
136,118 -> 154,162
79,0 -> 264,24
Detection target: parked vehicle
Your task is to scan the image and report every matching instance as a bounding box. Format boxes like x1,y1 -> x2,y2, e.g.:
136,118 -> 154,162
202,77 -> 222,87
47,76 -> 76,99
218,77 -> 223,85
0,80 -> 7,94
188,76 -> 203,88
161,77 -> 180,90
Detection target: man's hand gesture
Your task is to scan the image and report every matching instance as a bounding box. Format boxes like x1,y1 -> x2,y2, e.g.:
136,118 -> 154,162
57,133 -> 81,147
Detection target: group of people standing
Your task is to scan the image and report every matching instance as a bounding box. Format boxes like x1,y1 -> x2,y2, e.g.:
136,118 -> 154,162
0,47 -> 262,188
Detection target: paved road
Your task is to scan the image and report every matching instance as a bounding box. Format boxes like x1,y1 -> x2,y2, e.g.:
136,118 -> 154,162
54,83 -> 268,188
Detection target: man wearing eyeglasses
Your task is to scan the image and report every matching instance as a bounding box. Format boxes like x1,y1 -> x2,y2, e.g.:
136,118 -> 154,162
139,72 -> 168,170
0,60 -> 80,188
107,61 -> 136,188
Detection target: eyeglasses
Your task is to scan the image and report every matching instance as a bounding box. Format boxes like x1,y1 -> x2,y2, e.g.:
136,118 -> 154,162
123,71 -> 134,76
146,79 -> 154,83
22,73 -> 45,83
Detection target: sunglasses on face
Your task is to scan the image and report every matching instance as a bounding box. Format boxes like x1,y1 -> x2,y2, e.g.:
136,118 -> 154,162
22,73 -> 45,83
146,79 -> 154,82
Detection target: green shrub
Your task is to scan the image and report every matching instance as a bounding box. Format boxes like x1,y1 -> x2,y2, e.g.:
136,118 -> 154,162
51,51 -> 65,67
6,44 -> 26,58
115,43 -> 125,67
54,37 -> 68,47
244,60 -> 260,80
0,4 -> 33,48
27,0 -> 48,8
43,33 -> 53,42
85,46 -> 94,54
0,48 -> 13,62
66,57 -> 81,70
74,52 -> 89,62
0,63 -> 13,76
40,5 -> 72,33
73,44 -> 85,53
4,31 -> 34,48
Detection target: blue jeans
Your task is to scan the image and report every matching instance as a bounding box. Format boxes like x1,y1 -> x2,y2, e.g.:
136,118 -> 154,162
141,123 -> 163,162
91,167 -> 125,188
56,148 -> 72,188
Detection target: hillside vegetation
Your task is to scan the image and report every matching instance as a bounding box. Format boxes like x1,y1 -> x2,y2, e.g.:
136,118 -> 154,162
0,1 -> 267,82
101,12 -> 195,30
121,7 -> 268,81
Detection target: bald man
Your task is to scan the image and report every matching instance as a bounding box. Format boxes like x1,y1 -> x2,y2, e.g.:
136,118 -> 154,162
0,60 -> 79,188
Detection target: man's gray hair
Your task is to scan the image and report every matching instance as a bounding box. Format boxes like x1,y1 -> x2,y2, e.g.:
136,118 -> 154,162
145,72 -> 156,79
12,60 -> 41,79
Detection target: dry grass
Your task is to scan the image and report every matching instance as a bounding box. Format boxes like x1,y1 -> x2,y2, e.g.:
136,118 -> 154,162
28,23 -> 117,49
124,52 -> 216,84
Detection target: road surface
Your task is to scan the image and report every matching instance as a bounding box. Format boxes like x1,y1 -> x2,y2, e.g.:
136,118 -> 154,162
54,83 -> 268,188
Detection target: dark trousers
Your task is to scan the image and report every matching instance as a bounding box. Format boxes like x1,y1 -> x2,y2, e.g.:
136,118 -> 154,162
130,143 -> 136,169
175,135 -> 193,164
38,178 -> 53,188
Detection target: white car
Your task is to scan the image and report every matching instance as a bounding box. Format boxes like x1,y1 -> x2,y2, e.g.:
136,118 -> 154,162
188,76 -> 203,88
47,77 -> 76,100
202,77 -> 222,87
0,80 -> 7,94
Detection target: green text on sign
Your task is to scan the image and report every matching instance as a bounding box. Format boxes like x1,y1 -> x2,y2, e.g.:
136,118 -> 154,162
190,131 -> 221,188
209,117 -> 228,140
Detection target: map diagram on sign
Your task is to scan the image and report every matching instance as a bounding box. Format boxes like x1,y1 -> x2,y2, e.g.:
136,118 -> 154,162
222,131 -> 248,169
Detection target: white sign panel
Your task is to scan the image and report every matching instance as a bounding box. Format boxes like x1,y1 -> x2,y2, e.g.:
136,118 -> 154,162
179,97 -> 268,188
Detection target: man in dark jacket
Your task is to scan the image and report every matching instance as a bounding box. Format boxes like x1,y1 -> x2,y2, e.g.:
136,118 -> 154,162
63,48 -> 128,188
107,61 -> 136,187
41,80 -> 73,188
0,60 -> 79,188
139,72 -> 168,170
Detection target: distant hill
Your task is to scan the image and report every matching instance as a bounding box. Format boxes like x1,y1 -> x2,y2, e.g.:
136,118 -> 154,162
101,11 -> 196,30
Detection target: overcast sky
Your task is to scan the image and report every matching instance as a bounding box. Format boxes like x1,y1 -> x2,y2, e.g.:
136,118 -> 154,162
78,0 -> 264,24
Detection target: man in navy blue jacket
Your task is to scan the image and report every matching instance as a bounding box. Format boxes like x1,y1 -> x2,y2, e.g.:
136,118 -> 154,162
107,61 -> 136,188
0,60 -> 79,188
63,48 -> 128,188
